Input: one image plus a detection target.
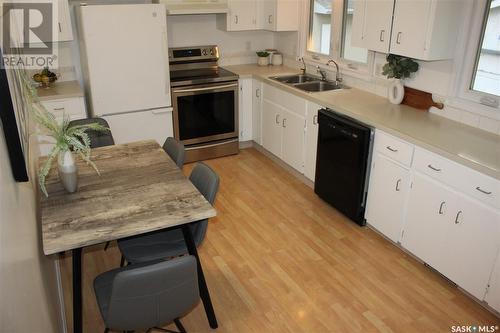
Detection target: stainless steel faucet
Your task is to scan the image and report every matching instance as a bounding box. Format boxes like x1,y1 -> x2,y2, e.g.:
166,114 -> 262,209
326,59 -> 342,83
316,65 -> 327,81
300,57 -> 306,75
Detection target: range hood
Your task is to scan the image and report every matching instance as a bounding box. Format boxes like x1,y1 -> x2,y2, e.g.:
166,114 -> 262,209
156,0 -> 228,15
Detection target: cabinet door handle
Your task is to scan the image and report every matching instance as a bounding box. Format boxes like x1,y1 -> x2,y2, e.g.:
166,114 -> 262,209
454,210 -> 463,224
275,114 -> 280,124
396,32 -> 402,44
427,164 -> 441,172
53,107 -> 65,111
438,201 -> 445,215
58,22 -> 62,33
313,114 -> 318,125
255,88 -> 260,98
476,186 -> 492,195
386,146 -> 398,152
282,118 -> 286,128
395,179 -> 401,192
268,15 -> 272,24
379,30 -> 385,42
235,15 -> 238,24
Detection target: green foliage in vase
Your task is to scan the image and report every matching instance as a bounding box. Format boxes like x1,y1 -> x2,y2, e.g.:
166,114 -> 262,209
20,74 -> 108,197
34,106 -> 108,196
382,54 -> 419,80
256,51 -> 270,57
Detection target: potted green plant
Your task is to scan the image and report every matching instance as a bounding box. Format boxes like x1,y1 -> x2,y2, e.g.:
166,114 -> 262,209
256,51 -> 270,66
382,54 -> 419,104
33,104 -> 108,196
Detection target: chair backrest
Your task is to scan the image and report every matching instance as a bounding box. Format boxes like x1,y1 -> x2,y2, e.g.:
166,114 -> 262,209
189,162 -> 220,246
106,256 -> 198,331
163,137 -> 185,168
69,118 -> 115,148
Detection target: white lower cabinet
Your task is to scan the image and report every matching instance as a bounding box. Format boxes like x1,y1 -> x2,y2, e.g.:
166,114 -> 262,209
365,153 -> 410,243
304,102 -> 321,181
261,83 -> 306,173
485,252 -> 500,312
239,78 -> 253,141
252,80 -> 262,144
261,99 -> 282,158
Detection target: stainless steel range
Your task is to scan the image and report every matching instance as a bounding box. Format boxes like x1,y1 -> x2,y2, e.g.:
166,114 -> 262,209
169,45 -> 239,163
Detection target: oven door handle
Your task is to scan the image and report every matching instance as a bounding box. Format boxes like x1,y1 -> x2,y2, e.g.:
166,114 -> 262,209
173,83 -> 238,93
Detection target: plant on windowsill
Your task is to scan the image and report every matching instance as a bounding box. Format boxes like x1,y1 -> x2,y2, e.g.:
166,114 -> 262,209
382,54 -> 419,105
256,51 -> 270,66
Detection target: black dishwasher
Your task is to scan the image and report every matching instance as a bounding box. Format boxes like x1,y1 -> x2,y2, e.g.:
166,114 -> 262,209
314,108 -> 373,226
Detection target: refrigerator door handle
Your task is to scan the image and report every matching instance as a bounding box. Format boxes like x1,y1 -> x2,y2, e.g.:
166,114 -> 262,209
161,29 -> 170,95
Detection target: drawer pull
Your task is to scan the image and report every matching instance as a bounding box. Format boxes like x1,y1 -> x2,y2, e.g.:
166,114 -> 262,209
282,118 -> 286,128
313,115 -> 318,125
427,164 -> 441,172
475,187 -> 492,195
438,201 -> 445,215
395,179 -> 401,192
53,107 -> 65,111
454,210 -> 463,224
386,146 -> 398,152
275,114 -> 280,124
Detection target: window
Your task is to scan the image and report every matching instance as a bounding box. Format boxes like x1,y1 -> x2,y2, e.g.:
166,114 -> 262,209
341,0 -> 368,63
308,0 -> 332,55
307,0 -> 368,65
471,0 -> 500,97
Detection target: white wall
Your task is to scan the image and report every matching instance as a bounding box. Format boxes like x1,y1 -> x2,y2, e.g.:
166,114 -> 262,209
167,14 -> 276,65
0,125 -> 63,333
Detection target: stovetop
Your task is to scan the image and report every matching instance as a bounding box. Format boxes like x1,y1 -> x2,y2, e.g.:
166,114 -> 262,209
170,67 -> 239,87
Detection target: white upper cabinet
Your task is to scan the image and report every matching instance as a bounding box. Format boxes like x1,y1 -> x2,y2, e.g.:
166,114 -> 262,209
352,0 -> 462,60
352,0 -> 393,53
226,0 -> 257,31
219,0 -> 298,31
56,0 -> 74,42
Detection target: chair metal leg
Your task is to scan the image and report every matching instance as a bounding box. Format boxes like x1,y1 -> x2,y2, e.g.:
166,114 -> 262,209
174,318 -> 186,333
104,328 -> 109,333
120,255 -> 125,267
73,248 -> 83,333
104,241 -> 110,251
181,225 -> 218,329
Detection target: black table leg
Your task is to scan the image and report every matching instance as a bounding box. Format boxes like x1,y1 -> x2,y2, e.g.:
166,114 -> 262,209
72,248 -> 82,333
181,225 -> 218,329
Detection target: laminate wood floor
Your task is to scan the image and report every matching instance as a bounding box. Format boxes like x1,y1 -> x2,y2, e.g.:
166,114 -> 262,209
59,148 -> 500,333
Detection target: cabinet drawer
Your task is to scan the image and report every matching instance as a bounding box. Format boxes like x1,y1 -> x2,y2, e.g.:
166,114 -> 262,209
374,130 -> 414,166
263,83 -> 306,117
41,97 -> 86,120
414,147 -> 500,210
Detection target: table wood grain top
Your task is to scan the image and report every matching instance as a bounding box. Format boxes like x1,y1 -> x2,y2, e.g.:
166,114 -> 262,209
39,140 -> 216,255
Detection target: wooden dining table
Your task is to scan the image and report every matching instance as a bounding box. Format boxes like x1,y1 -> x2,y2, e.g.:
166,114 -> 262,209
39,140 -> 218,333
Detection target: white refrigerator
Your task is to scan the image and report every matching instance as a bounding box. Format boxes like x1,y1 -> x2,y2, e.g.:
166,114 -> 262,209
76,4 -> 172,145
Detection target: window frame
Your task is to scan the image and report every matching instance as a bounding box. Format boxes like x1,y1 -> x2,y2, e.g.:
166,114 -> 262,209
451,0 -> 500,113
304,0 -> 374,77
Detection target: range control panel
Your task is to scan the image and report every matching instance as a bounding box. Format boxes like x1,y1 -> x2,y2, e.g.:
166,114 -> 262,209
168,45 -> 219,63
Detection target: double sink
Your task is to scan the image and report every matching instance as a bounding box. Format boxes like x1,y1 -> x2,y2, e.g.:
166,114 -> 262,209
270,74 -> 348,93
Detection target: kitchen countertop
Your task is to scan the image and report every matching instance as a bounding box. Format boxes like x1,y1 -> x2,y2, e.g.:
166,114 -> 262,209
225,64 -> 500,181
36,80 -> 84,102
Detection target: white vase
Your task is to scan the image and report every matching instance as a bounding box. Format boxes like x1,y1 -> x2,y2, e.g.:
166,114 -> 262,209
257,57 -> 269,66
57,150 -> 78,193
388,79 -> 405,104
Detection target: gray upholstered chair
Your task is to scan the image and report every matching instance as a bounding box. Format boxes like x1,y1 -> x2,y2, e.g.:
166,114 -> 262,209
69,118 -> 115,148
163,137 -> 185,168
94,256 -> 198,333
117,162 -> 219,265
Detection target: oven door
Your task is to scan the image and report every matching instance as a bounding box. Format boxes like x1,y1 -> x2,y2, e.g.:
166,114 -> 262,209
172,82 -> 239,146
